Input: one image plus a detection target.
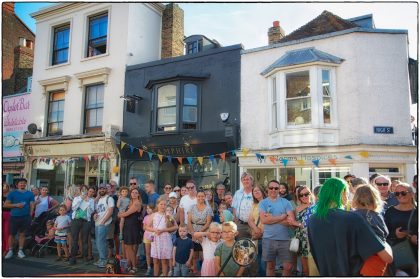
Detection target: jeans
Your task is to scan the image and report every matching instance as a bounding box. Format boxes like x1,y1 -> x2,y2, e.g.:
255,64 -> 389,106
173,262 -> 189,276
257,239 -> 266,276
95,224 -> 109,262
70,218 -> 90,260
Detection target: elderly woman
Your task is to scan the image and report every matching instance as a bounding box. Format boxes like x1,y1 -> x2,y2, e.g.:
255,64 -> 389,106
384,182 -> 418,276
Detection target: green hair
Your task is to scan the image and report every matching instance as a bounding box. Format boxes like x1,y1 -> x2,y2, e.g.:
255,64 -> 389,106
314,177 -> 347,219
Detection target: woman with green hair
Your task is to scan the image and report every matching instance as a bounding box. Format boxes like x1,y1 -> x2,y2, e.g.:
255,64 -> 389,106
308,177 -> 393,276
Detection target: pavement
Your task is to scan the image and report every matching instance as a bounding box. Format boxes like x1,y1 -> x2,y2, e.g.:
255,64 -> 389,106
2,251 -> 148,277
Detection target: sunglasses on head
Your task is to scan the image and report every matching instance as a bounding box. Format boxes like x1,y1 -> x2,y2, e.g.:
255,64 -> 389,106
395,191 -> 409,197
299,193 -> 310,198
268,187 -> 279,190
376,182 -> 389,186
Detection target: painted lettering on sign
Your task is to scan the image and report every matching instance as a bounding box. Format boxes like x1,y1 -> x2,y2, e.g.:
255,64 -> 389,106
374,126 -> 394,134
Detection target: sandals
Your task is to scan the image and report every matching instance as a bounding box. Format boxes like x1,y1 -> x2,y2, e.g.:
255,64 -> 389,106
129,268 -> 136,274
62,257 -> 69,262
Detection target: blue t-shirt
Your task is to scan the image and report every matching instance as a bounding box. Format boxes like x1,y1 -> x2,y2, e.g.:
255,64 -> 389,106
259,197 -> 293,240
148,193 -> 160,206
174,237 -> 194,264
7,190 -> 35,217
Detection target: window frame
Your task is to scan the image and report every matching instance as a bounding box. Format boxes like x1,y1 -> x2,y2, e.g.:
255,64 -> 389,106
187,39 -> 202,54
52,24 -> 70,65
285,70 -> 312,127
47,90 -> 65,136
270,77 -> 278,132
152,80 -> 201,134
83,83 -> 104,134
85,11 -> 109,58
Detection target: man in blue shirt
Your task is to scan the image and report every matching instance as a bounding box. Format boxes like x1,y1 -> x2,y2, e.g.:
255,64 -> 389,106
4,178 -> 35,259
259,179 -> 296,276
145,180 -> 159,206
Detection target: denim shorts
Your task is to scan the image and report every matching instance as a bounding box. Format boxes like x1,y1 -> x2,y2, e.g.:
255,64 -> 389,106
262,238 -> 292,263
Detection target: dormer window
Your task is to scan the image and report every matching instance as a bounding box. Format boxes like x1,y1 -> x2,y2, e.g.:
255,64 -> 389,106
187,40 -> 202,54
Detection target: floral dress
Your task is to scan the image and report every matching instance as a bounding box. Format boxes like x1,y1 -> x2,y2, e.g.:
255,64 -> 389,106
295,206 -> 310,257
151,212 -> 173,259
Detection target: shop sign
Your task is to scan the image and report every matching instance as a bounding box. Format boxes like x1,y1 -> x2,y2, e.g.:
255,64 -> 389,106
27,141 -> 108,156
150,146 -> 194,156
2,94 -> 30,157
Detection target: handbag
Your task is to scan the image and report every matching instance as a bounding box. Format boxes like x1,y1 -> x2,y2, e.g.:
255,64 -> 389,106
391,209 -> 417,268
289,237 -> 300,253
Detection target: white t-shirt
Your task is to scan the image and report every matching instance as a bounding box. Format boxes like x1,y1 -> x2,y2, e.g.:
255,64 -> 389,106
35,196 -> 51,218
54,215 -> 71,235
95,195 -> 115,226
179,195 -> 197,224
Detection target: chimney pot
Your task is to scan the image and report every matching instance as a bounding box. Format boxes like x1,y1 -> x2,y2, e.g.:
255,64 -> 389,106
273,21 -> 280,27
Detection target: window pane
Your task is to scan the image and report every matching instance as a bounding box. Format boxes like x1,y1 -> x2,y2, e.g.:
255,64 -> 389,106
286,71 -> 310,98
323,97 -> 331,124
182,106 -> 197,122
272,103 -> 277,130
184,84 -> 197,105
158,107 -> 176,126
87,13 -> 108,57
158,85 -> 176,107
96,108 -> 103,126
287,98 -> 311,125
322,70 -> 330,97
52,25 -> 70,65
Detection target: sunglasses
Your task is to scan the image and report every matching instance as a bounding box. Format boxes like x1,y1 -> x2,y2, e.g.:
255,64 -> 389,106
376,182 -> 389,187
174,190 -> 180,192
186,186 -> 195,189
395,191 -> 409,197
129,183 -> 137,185
268,187 -> 279,190
299,193 -> 311,198
165,187 -> 172,190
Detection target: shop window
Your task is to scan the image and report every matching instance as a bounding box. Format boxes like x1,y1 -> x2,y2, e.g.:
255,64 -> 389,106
154,81 -> 200,133
248,169 -> 276,188
30,159 -> 65,198
87,12 -> 108,57
315,167 -> 351,186
128,161 -> 158,188
84,84 -> 104,134
286,71 -> 311,126
52,24 -> 70,65
47,91 -> 65,136
68,159 -> 86,185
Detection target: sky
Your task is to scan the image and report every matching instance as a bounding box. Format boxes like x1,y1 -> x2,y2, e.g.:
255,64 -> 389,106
15,1 -> 418,59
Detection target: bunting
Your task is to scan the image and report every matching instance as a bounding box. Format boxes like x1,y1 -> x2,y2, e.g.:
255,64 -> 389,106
197,157 -> 204,165
344,155 -> 353,160
139,149 -> 144,157
158,154 -> 163,162
121,141 -> 127,149
312,159 -> 320,168
167,155 -> 172,162
269,156 -> 277,164
328,158 -> 337,165
209,155 -> 215,163
281,158 -> 289,167
177,157 -> 183,164
243,148 -> 249,157
359,151 -> 369,158
187,157 -> 193,165
147,152 -> 153,161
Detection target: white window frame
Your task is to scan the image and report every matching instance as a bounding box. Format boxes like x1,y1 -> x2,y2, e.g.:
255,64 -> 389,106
81,7 -> 111,61
270,77 -> 279,132
46,18 -> 73,69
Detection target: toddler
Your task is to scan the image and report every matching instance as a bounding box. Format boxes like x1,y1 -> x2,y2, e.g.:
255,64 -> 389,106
117,186 -> 130,241
173,224 -> 194,276
352,184 -> 389,276
215,221 -> 244,276
54,205 -> 71,261
193,222 -> 223,276
37,220 -> 55,242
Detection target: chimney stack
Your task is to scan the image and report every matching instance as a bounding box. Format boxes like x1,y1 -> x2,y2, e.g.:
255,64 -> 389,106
161,3 -> 184,59
268,20 -> 285,45
2,3 -> 15,13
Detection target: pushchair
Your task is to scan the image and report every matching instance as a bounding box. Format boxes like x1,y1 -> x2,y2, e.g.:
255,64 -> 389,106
30,229 -> 57,258
26,211 -> 58,256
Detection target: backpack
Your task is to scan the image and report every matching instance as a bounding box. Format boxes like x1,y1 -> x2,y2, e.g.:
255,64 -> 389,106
106,195 -> 119,223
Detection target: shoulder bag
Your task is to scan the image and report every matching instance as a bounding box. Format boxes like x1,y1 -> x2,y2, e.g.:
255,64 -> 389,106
391,208 -> 417,269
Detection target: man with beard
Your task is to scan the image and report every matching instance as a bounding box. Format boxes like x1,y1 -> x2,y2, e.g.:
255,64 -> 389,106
93,184 -> 114,268
279,182 -> 293,201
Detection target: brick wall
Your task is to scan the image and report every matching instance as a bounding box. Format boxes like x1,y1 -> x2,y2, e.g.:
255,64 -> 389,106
2,3 -> 35,95
268,21 -> 285,45
161,3 -> 184,59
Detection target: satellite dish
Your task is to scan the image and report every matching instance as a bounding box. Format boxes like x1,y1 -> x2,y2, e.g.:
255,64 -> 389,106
28,123 -> 40,134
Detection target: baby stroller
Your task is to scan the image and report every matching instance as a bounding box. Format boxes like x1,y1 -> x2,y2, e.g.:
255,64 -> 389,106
26,211 -> 58,256
30,226 -> 57,258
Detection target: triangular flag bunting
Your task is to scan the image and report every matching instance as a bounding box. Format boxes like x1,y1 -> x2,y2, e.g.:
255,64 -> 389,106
243,148 -> 249,157
158,154 -> 163,162
209,155 -> 215,163
88,155 -> 92,161
139,149 -> 144,157
359,151 -> 369,158
147,152 -> 153,161
220,153 -> 226,161
269,156 -> 276,164
177,157 -> 183,164
187,157 -> 193,165
167,155 -> 172,163
83,156 -> 89,161
328,158 -> 337,165
231,150 -> 236,156
344,155 -> 353,159
312,159 -> 320,167
121,141 -> 127,149
282,158 -> 289,167
297,159 -> 305,166
197,157 -> 204,165
129,145 -> 135,154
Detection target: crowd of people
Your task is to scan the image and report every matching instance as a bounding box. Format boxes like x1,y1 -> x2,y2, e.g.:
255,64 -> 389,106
2,172 -> 418,276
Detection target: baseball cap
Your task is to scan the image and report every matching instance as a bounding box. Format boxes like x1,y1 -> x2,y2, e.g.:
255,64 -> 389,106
169,192 -> 177,198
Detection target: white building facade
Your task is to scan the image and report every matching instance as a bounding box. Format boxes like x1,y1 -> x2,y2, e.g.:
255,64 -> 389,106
239,13 -> 417,190
23,3 -> 164,197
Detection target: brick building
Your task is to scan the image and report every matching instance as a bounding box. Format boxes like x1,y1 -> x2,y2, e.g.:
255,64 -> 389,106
2,2 -> 35,95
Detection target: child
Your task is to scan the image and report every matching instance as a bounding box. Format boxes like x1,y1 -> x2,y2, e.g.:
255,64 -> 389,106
193,222 -> 223,276
352,184 -> 389,276
143,205 -> 155,276
219,209 -> 234,223
165,205 -> 177,276
54,205 -> 71,261
145,198 -> 178,276
173,224 -> 194,276
37,220 -> 55,242
117,186 -> 130,241
215,221 -> 245,276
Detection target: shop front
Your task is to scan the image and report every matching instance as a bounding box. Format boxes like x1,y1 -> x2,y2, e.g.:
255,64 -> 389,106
23,135 -> 118,200
237,144 -> 417,193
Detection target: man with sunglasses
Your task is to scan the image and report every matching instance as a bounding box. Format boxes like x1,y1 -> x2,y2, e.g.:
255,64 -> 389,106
179,180 -> 198,226
129,177 -> 148,206
259,179 -> 296,276
373,175 -> 398,213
